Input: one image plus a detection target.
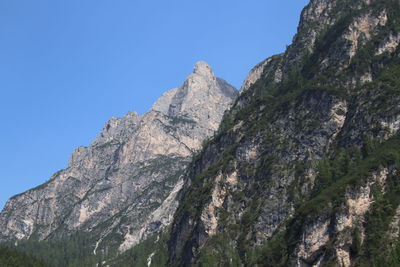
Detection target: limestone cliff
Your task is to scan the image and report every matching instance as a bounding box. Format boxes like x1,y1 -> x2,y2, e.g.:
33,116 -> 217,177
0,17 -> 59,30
3,0 -> 400,266
167,0 -> 400,266
0,61 -> 237,255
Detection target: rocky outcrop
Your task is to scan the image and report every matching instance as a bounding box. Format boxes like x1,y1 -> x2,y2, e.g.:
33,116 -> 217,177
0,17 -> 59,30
240,59 -> 272,92
167,0 -> 400,266
2,0 -> 400,266
0,61 -> 237,254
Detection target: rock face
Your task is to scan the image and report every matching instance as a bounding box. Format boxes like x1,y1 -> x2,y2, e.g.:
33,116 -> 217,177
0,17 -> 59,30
167,0 -> 400,266
3,1 -> 400,266
0,61 -> 237,254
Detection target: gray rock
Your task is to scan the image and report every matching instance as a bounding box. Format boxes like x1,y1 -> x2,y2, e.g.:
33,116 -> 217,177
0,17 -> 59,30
0,61 -> 237,254
167,0 -> 400,266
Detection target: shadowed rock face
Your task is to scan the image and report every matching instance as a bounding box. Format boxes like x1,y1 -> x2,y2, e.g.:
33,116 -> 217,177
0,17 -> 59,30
3,0 -> 400,265
167,0 -> 400,266
0,61 -> 237,253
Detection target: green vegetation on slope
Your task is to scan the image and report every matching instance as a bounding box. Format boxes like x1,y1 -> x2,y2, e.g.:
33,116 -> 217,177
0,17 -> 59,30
107,232 -> 169,267
0,246 -> 47,267
174,0 -> 400,264
2,232 -> 106,267
245,134 -> 400,266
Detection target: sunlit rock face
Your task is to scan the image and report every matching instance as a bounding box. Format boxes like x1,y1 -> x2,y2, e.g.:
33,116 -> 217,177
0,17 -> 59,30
0,61 -> 237,253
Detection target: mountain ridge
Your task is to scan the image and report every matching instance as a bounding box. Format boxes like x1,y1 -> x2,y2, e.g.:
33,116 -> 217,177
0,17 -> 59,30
0,61 -> 237,257
165,0 -> 400,266
2,0 -> 400,266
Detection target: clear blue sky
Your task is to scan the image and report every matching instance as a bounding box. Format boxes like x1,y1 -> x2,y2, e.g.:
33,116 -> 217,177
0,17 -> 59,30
0,0 -> 309,210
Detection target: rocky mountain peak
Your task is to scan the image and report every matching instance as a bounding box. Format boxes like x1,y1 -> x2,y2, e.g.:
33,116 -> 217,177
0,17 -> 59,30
152,62 -> 237,132
193,61 -> 215,79
151,61 -> 218,115
294,0 -> 373,54
0,62 -> 238,255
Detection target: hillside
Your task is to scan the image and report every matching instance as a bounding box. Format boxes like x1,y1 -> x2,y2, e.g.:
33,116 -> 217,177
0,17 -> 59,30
2,0 -> 400,266
166,0 -> 400,266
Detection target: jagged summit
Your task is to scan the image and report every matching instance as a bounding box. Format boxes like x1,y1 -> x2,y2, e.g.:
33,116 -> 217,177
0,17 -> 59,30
193,61 -> 214,79
151,61 -> 217,114
0,62 -> 238,255
152,62 -> 237,129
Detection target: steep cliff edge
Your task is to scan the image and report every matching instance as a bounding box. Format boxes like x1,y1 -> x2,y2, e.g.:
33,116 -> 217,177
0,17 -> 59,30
2,0 -> 400,266
0,62 -> 237,258
167,0 -> 400,266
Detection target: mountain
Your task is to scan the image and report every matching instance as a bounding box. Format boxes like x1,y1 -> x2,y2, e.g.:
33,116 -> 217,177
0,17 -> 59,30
162,0 -> 400,266
2,0 -> 400,266
0,61 -> 237,259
